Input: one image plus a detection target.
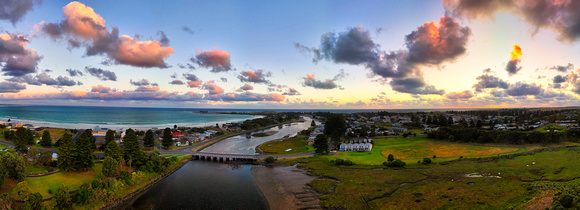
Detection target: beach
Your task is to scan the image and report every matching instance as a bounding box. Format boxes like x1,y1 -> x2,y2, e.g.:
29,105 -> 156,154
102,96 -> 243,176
251,165 -> 321,210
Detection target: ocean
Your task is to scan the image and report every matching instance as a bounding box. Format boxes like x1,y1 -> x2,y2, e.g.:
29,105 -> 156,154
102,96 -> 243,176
0,105 -> 261,129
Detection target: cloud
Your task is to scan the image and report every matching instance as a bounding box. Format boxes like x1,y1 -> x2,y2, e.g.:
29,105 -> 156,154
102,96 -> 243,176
7,72 -> 79,87
473,73 -> 509,92
182,26 -> 194,35
66,68 -> 83,77
302,73 -> 339,89
38,1 -> 174,68
505,82 -> 543,96
553,75 -> 567,84
216,92 -> 285,102
130,79 -> 157,86
182,73 -> 202,87
135,85 -> 160,92
389,78 -> 445,95
445,90 -> 474,100
0,0 -> 41,25
0,34 -> 42,76
239,83 -> 253,91
202,80 -> 224,94
444,0 -> 580,42
237,70 -> 272,84
333,69 -> 348,81
190,48 -> 232,72
169,80 -> 184,85
548,63 -> 574,73
91,84 -> 113,93
283,88 -> 301,96
157,31 -> 169,46
0,81 -> 26,93
85,67 -> 117,81
220,77 -> 228,82
506,44 -> 522,75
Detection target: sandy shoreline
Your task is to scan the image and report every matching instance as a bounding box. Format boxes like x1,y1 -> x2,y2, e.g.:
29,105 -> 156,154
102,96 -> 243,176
251,165 -> 322,210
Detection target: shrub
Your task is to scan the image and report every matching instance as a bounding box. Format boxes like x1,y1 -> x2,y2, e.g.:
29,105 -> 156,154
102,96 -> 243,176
265,156 -> 276,163
387,154 -> 395,162
334,158 -> 354,166
433,155 -> 437,159
423,158 -> 432,164
384,159 -> 406,167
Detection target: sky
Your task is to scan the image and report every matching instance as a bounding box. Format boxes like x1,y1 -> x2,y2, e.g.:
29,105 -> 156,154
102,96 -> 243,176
0,0 -> 580,109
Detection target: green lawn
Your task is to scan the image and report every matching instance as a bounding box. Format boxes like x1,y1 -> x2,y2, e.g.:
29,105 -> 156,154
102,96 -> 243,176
258,135 -> 315,155
25,164 -> 103,198
24,165 -> 53,175
329,137 -> 524,165
536,123 -> 568,133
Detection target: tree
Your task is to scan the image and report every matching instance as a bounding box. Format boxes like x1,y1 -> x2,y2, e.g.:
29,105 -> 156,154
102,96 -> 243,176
162,128 -> 173,149
54,184 -> 72,209
174,124 -> 178,130
324,114 -> 346,148
0,163 -> 5,188
422,158 -> 432,164
383,159 -> 406,167
265,156 -> 276,163
22,129 -> 34,146
313,134 -> 329,154
83,129 -> 96,150
38,151 -> 53,166
387,154 -> 395,162
102,156 -> 119,177
57,133 -> 76,172
104,140 -> 122,161
75,132 -> 94,171
311,120 -> 316,127
1,152 -> 26,181
14,127 -> 28,153
101,130 -> 116,151
476,120 -> 483,128
40,130 -> 52,147
448,116 -> 453,126
123,129 -> 143,166
21,192 -> 42,210
26,148 -> 40,165
143,129 -> 155,148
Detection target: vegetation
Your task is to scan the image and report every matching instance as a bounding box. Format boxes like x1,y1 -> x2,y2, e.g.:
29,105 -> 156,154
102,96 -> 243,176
143,129 -> 155,148
104,140 -> 122,161
123,129 -> 144,167
40,130 -> 52,147
324,114 -> 346,147
264,156 -> 276,163
1,152 -> 26,182
258,135 -> 314,155
102,156 -> 119,177
162,127 -> 173,149
57,133 -> 76,172
314,134 -> 329,154
100,130 -> 116,151
75,131 -> 95,171
53,184 -> 72,209
14,127 -> 28,153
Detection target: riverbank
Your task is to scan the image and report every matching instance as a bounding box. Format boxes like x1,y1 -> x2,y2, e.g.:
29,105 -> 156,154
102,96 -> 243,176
250,164 -> 321,210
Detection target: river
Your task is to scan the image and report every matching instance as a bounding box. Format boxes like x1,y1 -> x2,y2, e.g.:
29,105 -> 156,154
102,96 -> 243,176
201,117 -> 313,155
120,117 -> 313,209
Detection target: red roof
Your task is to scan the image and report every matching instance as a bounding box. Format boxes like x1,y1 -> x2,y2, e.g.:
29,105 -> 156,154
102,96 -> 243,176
172,133 -> 183,136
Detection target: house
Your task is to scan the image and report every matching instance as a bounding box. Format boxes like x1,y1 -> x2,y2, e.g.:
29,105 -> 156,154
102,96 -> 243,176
172,132 -> 185,138
339,142 -> 372,152
392,127 -> 407,133
92,126 -> 109,135
174,138 -> 191,147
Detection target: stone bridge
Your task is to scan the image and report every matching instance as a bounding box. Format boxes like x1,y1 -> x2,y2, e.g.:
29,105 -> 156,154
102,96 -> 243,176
191,152 -> 262,162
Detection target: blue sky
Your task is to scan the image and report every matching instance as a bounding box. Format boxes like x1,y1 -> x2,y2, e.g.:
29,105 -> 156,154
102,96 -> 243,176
0,0 -> 579,109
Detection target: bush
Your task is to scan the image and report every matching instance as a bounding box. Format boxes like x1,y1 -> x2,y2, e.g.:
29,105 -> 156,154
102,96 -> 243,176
387,154 -> 394,162
334,158 -> 354,166
265,156 -> 276,163
433,155 -> 437,159
423,158 -> 432,164
383,159 -> 406,167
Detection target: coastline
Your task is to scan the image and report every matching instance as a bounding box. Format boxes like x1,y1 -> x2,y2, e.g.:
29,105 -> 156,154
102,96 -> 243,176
250,164 -> 321,210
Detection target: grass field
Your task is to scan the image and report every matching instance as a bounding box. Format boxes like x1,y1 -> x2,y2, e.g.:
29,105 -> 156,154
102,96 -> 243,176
25,164 -> 103,197
536,123 -> 568,133
258,135 -> 315,155
329,137 -> 523,165
285,147 -> 580,209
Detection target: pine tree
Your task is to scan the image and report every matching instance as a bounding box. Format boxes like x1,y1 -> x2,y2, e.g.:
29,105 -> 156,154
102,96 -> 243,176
162,128 -> 173,149
123,129 -> 143,166
83,129 -> 96,150
313,134 -> 329,154
143,129 -> 155,148
57,133 -> 75,171
103,130 -> 115,149
54,184 -> 72,209
102,156 -> 119,177
40,130 -> 52,147
14,127 -> 28,153
75,131 -> 94,171
26,129 -> 35,145
104,140 -> 122,161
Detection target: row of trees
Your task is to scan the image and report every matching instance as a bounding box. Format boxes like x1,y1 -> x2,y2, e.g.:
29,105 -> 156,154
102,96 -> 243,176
427,127 -> 580,144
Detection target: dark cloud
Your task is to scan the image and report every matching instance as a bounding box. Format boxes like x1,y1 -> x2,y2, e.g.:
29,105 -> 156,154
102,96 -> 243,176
66,68 -> 83,77
506,59 -> 522,75
169,80 -> 184,85
546,63 -> 574,72
444,0 -> 580,42
283,88 -> 301,96
130,79 -> 157,86
157,31 -> 169,46
38,2 -> 173,68
177,63 -> 196,70
237,70 -> 272,84
473,74 -> 509,92
0,34 -> 42,76
8,73 -> 80,87
190,49 -> 232,72
211,92 -> 285,102
239,83 -> 253,91
85,67 -> 117,81
445,90 -> 474,100
553,75 -> 567,84
182,26 -> 194,35
505,82 -> 543,96
389,78 -> 445,95
482,68 -> 492,73
0,81 -> 26,93
0,0 -> 41,25
302,73 -> 338,90
490,89 -> 508,97
220,77 -> 228,82
333,69 -> 348,81
183,73 -> 200,82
